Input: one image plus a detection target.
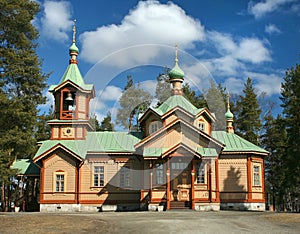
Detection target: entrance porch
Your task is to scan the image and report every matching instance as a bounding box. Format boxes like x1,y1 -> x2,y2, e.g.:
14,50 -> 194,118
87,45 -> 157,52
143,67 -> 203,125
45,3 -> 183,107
145,154 -> 219,211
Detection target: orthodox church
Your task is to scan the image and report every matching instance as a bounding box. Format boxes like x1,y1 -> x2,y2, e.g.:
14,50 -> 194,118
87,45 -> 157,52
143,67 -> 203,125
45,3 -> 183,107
16,25 -> 268,212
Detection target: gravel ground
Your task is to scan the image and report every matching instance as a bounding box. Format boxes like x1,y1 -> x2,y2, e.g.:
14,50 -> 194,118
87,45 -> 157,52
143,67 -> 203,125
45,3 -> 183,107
0,211 -> 299,234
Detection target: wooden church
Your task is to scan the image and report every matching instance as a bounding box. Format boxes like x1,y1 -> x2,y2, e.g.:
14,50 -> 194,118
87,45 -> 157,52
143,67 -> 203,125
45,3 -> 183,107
22,26 -> 268,212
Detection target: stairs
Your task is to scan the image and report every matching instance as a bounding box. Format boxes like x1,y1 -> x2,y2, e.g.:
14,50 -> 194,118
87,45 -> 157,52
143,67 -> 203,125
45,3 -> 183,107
170,201 -> 191,209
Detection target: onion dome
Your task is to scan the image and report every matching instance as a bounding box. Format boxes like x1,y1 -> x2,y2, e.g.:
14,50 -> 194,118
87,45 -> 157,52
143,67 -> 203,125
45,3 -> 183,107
168,45 -> 184,79
225,109 -> 234,119
225,93 -> 234,119
69,42 -> 79,53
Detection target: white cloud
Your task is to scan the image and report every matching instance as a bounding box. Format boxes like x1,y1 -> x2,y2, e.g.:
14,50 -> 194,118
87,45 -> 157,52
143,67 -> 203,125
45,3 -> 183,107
265,24 -> 281,34
98,85 -> 122,101
245,72 -> 282,95
139,80 -> 157,96
223,77 -> 245,95
207,31 -> 271,64
248,0 -> 296,19
38,91 -> 54,113
40,1 -> 73,42
79,0 -> 205,66
207,31 -> 237,55
235,38 -> 271,63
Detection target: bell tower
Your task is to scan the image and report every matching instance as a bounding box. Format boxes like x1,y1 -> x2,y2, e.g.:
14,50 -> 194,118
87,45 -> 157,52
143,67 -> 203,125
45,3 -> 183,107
48,20 -> 95,140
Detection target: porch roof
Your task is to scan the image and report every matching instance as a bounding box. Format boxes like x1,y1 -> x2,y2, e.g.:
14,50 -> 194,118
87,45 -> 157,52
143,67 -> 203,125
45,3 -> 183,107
34,131 -> 143,160
11,159 -> 40,176
212,131 -> 268,154
143,147 -> 218,158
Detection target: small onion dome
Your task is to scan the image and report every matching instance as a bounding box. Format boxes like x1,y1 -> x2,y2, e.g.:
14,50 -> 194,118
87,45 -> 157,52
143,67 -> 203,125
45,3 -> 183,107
169,62 -> 184,79
225,109 -> 234,119
69,42 -> 79,53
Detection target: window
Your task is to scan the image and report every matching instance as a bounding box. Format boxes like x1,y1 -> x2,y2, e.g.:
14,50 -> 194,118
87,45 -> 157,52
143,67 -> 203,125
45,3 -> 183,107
149,121 -> 161,134
199,122 -> 205,131
56,174 -> 65,192
120,166 -> 131,187
155,163 -> 164,185
253,165 -> 260,186
196,162 -> 205,184
94,166 -> 104,187
171,162 -> 188,170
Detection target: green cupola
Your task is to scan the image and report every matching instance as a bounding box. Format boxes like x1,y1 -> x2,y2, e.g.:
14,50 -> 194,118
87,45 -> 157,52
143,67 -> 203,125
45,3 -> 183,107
168,45 -> 184,79
225,93 -> 234,133
225,109 -> 234,119
169,45 -> 184,95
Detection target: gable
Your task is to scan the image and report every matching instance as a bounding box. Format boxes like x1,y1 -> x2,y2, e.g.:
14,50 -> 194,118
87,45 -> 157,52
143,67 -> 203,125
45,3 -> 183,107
135,117 -> 224,158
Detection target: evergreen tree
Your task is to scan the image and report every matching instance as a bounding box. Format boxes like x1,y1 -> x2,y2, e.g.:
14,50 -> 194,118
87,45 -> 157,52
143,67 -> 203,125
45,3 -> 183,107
235,78 -> 262,145
155,70 -> 171,106
280,64 -> 300,211
182,83 -> 207,109
0,0 -> 47,211
99,112 -> 114,131
117,77 -> 152,130
262,114 -> 287,211
90,113 -> 101,131
204,80 -> 227,130
35,106 -> 54,141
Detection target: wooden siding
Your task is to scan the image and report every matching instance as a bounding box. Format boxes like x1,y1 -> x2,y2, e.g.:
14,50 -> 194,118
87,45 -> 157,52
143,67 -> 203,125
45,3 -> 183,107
143,128 -> 181,149
77,95 -> 86,113
52,127 -> 59,139
194,116 -> 212,135
43,151 -> 77,194
218,157 -> 247,192
164,115 -> 177,126
77,127 -> 83,138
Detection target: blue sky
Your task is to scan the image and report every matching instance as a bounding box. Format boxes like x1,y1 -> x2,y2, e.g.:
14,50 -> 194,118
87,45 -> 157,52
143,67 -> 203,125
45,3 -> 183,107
34,0 -> 300,127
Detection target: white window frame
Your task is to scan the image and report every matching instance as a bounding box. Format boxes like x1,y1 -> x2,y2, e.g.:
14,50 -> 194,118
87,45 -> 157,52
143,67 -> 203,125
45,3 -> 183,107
120,166 -> 131,188
253,165 -> 261,186
94,165 -> 105,187
53,171 -> 66,192
155,163 -> 165,185
199,122 -> 205,131
196,162 -> 206,184
149,120 -> 161,134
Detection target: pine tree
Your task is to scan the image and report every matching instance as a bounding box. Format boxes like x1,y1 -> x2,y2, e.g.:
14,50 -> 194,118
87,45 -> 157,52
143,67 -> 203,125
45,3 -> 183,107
117,77 -> 152,130
235,78 -> 262,145
280,64 -> 300,211
0,0 -> 47,211
35,106 -> 54,141
182,83 -> 207,109
99,112 -> 114,131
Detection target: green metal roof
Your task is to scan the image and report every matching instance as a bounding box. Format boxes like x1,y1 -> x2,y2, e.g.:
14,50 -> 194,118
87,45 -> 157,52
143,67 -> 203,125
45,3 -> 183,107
197,148 -> 218,157
48,64 -> 93,92
11,159 -> 40,175
152,95 -> 202,116
143,148 -> 169,157
143,147 -> 218,158
34,132 -> 143,160
212,131 -> 268,154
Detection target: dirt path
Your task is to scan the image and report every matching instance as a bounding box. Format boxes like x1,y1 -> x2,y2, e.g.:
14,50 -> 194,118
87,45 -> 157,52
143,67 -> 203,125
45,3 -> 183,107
0,211 -> 299,234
